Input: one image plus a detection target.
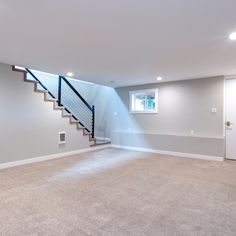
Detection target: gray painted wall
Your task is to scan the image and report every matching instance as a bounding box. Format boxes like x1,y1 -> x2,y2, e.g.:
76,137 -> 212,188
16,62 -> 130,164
0,62 -> 226,163
110,77 -> 225,157
0,63 -> 90,164
66,75 -> 225,157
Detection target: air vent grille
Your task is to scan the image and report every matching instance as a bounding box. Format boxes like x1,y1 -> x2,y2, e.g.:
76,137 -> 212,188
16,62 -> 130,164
59,132 -> 66,144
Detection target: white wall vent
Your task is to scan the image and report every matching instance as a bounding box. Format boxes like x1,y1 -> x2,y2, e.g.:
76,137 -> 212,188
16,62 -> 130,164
58,132 -> 66,144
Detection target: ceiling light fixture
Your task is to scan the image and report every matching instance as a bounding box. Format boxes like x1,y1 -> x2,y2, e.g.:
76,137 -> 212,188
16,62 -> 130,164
67,72 -> 74,77
156,76 -> 163,81
229,32 -> 236,40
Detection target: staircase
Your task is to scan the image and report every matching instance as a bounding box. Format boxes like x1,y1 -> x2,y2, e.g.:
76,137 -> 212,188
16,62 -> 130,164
12,66 -> 111,147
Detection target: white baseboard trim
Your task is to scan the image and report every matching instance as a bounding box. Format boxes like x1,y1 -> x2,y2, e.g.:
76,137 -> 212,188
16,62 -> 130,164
110,144 -> 224,161
0,144 -> 111,170
0,143 -> 224,170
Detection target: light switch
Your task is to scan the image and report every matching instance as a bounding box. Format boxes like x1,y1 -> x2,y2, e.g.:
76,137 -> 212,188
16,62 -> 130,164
211,107 -> 217,113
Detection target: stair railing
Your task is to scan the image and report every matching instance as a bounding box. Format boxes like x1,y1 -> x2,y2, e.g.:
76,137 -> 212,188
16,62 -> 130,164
26,68 -> 95,138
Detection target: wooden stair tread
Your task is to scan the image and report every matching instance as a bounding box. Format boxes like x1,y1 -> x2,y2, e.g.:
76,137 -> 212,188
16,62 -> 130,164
90,141 -> 111,147
36,89 -> 48,93
70,120 -> 80,123
45,98 -> 57,102
25,79 -> 38,84
54,106 -> 65,110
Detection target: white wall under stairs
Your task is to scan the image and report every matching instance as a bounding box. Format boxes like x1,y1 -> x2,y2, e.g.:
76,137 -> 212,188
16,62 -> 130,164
0,63 -> 94,164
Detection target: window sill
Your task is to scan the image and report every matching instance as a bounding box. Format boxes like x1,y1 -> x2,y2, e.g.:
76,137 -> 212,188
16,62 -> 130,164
130,110 -> 158,114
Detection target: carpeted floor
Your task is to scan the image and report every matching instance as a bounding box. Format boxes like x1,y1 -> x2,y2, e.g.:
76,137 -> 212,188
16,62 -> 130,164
0,148 -> 236,236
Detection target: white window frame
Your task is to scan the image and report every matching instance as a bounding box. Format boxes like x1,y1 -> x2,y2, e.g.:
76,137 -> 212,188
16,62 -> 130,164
129,89 -> 158,114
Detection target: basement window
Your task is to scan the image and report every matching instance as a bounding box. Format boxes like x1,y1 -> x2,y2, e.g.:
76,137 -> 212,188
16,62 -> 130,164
130,89 -> 158,113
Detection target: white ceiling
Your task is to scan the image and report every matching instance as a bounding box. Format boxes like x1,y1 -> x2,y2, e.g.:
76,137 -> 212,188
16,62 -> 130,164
0,0 -> 236,87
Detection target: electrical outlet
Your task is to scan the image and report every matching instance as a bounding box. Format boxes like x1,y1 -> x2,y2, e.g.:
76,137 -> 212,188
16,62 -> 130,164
190,130 -> 195,136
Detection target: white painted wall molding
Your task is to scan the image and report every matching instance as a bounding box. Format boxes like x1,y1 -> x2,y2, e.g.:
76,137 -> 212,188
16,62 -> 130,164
111,145 -> 224,162
0,144 -> 111,170
111,130 -> 224,140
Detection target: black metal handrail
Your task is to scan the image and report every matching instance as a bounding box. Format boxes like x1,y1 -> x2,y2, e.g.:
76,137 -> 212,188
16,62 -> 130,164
60,76 -> 93,111
26,68 -> 95,138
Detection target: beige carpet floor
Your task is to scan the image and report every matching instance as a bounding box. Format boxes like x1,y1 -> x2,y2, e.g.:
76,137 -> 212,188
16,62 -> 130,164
0,148 -> 236,236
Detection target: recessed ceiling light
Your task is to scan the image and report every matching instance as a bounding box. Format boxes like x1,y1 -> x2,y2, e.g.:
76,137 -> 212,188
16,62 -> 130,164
229,32 -> 236,40
67,72 -> 74,77
156,76 -> 163,81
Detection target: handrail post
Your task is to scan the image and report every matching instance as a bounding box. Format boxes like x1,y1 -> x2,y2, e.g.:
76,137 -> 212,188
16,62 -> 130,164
92,105 -> 95,138
58,76 -> 62,106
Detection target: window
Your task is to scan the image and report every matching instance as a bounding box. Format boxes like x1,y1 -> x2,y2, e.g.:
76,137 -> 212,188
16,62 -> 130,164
130,89 -> 158,113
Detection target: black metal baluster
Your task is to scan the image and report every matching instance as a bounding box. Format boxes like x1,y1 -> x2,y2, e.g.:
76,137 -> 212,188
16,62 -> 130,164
58,76 -> 62,106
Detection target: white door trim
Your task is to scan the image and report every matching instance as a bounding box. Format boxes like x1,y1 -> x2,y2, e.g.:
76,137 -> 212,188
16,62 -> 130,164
224,76 -> 236,160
